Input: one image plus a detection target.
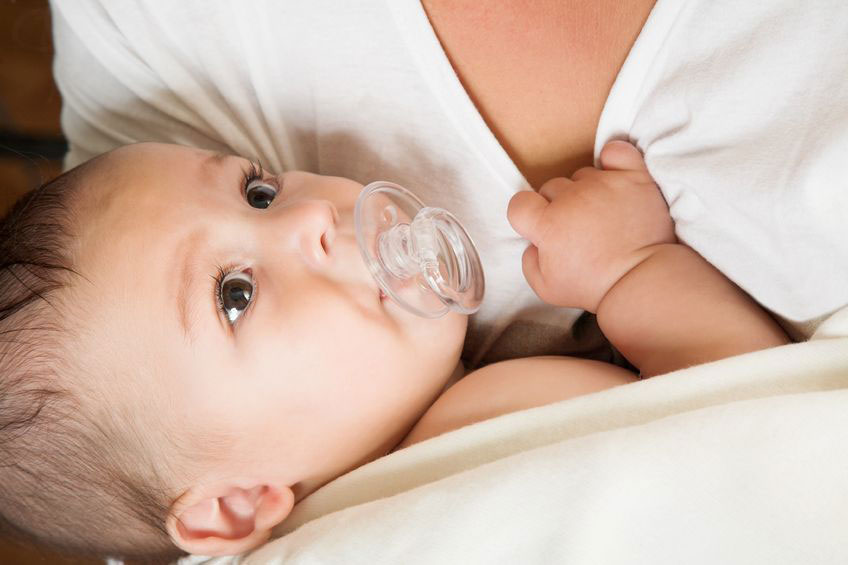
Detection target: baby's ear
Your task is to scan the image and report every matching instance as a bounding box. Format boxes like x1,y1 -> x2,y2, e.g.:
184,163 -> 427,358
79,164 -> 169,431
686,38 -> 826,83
166,480 -> 294,556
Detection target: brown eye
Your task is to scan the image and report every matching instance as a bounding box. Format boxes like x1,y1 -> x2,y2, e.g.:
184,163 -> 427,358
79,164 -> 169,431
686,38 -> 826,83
219,271 -> 253,324
246,179 -> 277,209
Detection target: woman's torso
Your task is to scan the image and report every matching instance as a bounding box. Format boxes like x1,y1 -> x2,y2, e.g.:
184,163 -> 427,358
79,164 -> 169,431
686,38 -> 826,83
52,0 -> 848,365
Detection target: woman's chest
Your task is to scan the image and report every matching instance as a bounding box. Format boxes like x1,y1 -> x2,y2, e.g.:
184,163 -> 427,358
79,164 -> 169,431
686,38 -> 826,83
421,0 -> 655,188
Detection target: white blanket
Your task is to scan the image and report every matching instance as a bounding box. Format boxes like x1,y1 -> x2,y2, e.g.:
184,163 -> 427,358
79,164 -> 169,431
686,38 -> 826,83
179,308 -> 848,564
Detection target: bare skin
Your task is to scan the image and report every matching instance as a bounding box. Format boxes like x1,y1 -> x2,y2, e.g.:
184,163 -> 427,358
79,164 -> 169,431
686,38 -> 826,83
66,143 -> 467,556
399,1 -> 787,449
65,3 -> 784,555
422,0 -> 656,187
398,142 -> 789,448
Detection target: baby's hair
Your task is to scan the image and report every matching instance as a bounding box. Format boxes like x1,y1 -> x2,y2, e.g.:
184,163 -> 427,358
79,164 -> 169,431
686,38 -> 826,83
0,157 -> 188,563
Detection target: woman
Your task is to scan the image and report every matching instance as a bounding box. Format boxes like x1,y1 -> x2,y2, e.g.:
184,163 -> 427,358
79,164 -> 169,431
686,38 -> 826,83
51,0 -> 848,368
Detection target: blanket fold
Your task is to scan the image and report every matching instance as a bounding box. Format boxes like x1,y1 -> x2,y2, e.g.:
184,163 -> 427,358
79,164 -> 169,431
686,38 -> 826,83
181,326 -> 848,565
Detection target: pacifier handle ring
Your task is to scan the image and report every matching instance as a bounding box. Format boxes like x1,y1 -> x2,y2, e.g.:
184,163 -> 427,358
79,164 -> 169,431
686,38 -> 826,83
355,181 -> 485,318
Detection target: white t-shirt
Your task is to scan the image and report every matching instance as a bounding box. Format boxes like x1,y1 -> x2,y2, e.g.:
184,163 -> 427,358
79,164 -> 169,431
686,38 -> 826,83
51,0 -> 848,367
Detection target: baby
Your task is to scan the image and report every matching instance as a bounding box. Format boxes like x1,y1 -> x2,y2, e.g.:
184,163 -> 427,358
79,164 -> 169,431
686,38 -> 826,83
0,140 -> 788,561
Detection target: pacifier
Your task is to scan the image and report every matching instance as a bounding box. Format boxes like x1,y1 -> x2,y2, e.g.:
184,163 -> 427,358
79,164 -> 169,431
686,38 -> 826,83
355,181 -> 485,318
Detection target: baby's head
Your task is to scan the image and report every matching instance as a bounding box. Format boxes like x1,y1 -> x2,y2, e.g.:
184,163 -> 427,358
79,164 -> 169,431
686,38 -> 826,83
0,142 -> 467,560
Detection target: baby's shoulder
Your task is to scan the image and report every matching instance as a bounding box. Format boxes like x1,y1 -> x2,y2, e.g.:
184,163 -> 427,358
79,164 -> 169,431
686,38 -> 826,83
396,356 -> 635,449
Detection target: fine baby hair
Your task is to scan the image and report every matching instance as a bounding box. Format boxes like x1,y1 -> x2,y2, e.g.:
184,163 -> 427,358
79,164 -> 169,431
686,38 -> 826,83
0,156 -> 186,560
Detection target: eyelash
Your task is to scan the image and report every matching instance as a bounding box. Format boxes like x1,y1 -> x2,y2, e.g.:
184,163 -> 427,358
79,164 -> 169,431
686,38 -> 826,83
241,160 -> 265,196
211,159 -> 267,327
212,265 -> 233,319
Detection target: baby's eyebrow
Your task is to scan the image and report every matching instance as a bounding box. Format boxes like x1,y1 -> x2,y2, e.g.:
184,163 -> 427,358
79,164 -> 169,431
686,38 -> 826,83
206,151 -> 234,168
175,227 -> 209,344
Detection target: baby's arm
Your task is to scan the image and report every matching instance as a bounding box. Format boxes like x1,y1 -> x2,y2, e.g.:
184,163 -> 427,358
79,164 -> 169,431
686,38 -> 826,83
398,142 -> 789,450
508,141 -> 789,378
396,356 -> 637,449
597,243 -> 788,376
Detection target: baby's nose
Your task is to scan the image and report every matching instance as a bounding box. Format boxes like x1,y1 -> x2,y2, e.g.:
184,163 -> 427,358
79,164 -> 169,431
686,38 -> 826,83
281,199 -> 338,269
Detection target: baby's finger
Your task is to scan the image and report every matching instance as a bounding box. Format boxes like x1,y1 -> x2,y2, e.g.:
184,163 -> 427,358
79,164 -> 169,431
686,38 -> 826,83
507,190 -> 548,245
599,140 -> 647,172
521,244 -> 549,301
538,176 -> 574,202
570,166 -> 597,182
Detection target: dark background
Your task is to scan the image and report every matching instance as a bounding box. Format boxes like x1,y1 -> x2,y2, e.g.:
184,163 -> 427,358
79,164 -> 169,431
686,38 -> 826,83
0,0 -> 64,214
1,0 -> 103,563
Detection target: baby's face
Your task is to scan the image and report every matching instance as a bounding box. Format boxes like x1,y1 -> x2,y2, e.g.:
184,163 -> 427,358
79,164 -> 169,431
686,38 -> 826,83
71,142 -> 467,493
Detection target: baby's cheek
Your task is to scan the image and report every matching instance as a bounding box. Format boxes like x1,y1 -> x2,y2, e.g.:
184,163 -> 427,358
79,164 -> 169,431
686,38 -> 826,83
426,315 -> 466,367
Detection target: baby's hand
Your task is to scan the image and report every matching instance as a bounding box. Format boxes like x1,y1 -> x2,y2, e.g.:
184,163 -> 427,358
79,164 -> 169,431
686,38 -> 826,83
507,140 -> 675,313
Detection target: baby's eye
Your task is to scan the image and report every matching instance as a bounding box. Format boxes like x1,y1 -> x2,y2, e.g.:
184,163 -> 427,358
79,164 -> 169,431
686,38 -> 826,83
218,270 -> 254,325
246,179 -> 277,209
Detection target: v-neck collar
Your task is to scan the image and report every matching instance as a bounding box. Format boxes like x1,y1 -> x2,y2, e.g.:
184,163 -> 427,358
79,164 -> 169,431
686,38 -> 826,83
388,1 -> 531,196
390,0 -> 676,185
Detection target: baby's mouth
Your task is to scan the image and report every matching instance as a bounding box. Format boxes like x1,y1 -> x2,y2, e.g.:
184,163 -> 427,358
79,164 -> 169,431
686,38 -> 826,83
329,226 -> 385,305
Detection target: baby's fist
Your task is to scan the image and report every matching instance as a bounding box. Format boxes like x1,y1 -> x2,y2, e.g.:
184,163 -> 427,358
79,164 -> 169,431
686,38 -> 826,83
507,141 -> 675,312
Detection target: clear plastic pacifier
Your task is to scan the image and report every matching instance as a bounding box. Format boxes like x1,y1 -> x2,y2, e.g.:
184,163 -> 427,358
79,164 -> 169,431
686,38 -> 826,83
355,181 -> 485,318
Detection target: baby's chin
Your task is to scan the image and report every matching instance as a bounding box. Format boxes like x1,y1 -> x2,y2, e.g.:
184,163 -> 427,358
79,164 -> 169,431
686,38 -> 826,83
401,309 -> 468,362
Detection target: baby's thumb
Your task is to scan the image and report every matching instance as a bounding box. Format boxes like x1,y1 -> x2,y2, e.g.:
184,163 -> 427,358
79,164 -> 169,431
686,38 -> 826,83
599,140 -> 647,172
507,190 -> 547,246
521,244 -> 548,301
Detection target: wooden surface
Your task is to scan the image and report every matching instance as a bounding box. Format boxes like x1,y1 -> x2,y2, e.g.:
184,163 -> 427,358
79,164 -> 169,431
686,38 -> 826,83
0,0 -> 64,216
0,1 -> 103,563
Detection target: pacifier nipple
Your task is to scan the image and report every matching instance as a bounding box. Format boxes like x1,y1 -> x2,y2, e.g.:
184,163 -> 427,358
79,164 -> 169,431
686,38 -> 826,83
355,181 -> 485,318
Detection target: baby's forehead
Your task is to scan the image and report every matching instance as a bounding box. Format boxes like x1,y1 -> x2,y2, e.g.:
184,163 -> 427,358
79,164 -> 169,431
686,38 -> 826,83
72,144 -> 195,236
68,145 -> 192,324
70,141 -> 177,194
65,148 -> 132,222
